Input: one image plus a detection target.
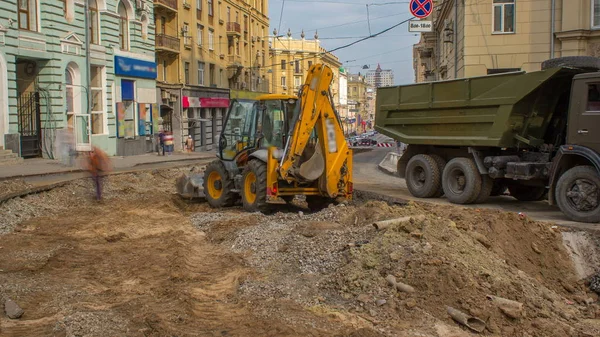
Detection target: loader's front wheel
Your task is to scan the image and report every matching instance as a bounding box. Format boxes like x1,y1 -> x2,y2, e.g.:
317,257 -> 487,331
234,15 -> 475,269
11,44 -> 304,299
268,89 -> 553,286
204,160 -> 236,208
241,160 -> 268,212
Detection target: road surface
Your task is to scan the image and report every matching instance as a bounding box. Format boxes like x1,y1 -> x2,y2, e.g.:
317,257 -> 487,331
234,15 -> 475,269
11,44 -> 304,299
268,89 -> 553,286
353,147 -> 600,231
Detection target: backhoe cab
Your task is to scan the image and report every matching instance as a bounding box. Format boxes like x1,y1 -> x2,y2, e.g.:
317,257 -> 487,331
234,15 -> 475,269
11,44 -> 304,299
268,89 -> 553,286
201,64 -> 353,212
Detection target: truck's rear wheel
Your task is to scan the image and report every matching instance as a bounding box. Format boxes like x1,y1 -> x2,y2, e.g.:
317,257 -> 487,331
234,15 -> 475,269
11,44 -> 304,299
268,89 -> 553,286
405,154 -> 442,198
474,175 -> 494,204
508,185 -> 547,201
204,160 -> 236,208
241,160 -> 268,212
442,158 -> 482,204
429,154 -> 447,197
556,166 -> 600,223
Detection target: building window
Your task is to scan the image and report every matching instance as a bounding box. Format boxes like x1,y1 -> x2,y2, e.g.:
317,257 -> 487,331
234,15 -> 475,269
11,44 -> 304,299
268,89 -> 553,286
90,65 -> 105,135
198,62 -> 205,85
594,0 -> 600,28
208,0 -> 213,16
141,14 -> 149,40
196,0 -> 202,11
281,60 -> 286,70
89,0 -> 100,44
295,60 -> 300,73
281,76 -> 286,87
208,29 -> 214,50
197,24 -> 203,45
308,61 -> 313,68
118,1 -> 129,50
294,76 -> 302,88
162,60 -> 167,81
185,62 -> 190,85
492,0 -> 515,33
18,0 -> 38,31
66,68 -> 75,128
209,64 -> 215,86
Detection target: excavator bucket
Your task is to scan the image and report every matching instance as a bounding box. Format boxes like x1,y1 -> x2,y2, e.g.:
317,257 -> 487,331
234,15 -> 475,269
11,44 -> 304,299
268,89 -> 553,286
176,172 -> 206,199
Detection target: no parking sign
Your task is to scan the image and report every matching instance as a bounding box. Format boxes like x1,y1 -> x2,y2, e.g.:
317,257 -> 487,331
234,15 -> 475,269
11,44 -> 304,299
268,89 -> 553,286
409,0 -> 433,19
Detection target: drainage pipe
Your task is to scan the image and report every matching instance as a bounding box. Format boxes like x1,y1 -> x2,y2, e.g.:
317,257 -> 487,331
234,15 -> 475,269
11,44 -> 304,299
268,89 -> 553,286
550,0 -> 556,59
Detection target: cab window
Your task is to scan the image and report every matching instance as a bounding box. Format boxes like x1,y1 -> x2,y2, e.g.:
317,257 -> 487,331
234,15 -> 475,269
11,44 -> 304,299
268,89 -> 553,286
587,83 -> 600,112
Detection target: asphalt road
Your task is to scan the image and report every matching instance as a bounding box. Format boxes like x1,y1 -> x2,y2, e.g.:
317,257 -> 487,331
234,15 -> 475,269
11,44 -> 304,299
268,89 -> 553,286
353,147 -> 600,231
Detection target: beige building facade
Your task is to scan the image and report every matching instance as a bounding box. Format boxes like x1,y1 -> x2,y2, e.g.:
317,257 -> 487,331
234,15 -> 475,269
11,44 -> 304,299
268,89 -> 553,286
268,32 -> 342,104
154,0 -> 270,151
414,0 -> 600,82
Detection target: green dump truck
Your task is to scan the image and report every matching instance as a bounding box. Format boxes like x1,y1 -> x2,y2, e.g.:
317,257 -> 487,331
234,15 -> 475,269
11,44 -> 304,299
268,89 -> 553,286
375,57 -> 600,223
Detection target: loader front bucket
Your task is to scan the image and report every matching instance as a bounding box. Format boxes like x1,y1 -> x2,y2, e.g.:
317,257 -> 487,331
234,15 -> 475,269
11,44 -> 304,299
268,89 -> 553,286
176,173 -> 206,199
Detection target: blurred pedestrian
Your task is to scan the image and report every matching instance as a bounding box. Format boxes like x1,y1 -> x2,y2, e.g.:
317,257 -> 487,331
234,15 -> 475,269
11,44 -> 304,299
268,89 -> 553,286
185,135 -> 195,153
164,132 -> 174,156
84,146 -> 112,200
157,129 -> 165,156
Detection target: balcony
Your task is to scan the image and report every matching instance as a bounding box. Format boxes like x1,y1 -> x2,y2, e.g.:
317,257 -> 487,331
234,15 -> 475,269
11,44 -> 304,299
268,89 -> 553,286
154,0 -> 177,13
155,34 -> 180,54
228,55 -> 242,65
226,22 -> 241,36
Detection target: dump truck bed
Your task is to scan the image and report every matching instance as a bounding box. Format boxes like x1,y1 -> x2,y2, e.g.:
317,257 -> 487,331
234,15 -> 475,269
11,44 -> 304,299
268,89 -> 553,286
375,68 -> 580,149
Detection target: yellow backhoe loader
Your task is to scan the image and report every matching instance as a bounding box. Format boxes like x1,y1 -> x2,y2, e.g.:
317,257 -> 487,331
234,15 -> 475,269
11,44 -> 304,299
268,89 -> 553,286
176,64 -> 353,211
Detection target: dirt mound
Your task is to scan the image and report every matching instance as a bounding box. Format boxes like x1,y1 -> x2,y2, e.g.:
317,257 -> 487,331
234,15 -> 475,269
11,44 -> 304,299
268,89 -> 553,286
201,201 -> 600,336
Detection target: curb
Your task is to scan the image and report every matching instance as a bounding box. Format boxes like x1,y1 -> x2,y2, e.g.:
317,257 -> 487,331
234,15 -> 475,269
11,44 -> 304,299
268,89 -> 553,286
0,158 -> 215,203
0,156 -> 214,182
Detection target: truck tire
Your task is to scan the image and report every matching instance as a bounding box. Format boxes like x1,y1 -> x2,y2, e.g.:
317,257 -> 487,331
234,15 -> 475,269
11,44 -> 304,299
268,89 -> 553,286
442,158 -> 482,204
556,166 -> 600,223
241,160 -> 268,212
474,175 -> 494,204
429,154 -> 447,197
541,56 -> 600,71
406,154 -> 442,198
508,185 -> 547,201
204,160 -> 237,208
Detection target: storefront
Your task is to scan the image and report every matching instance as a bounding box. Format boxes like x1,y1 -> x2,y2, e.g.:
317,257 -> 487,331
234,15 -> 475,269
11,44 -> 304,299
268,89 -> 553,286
182,87 -> 229,152
114,55 -> 158,156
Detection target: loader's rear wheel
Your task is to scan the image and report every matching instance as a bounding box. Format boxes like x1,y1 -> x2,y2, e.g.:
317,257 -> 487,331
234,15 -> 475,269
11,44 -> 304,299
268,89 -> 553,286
442,158 -> 482,205
204,160 -> 236,208
405,154 -> 442,198
241,160 -> 268,212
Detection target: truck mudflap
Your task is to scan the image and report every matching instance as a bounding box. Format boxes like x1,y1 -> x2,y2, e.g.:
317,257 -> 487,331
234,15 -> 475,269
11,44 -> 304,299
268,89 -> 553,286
548,145 -> 600,205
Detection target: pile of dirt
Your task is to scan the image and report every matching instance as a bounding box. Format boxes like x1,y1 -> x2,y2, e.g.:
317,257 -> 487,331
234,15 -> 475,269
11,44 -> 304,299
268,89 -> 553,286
197,201 -> 600,336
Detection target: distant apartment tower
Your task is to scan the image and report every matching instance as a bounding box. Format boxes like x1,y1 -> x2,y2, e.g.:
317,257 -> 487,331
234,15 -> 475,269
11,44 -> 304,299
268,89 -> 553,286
366,64 -> 394,88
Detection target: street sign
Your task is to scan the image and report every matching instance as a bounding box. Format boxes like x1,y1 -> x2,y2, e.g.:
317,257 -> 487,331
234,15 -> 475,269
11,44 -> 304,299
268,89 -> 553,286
409,20 -> 433,32
409,0 -> 433,19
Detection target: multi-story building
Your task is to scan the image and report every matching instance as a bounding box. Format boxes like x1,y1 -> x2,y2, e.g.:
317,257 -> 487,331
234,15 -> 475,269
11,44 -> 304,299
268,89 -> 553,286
347,73 -> 368,133
414,0 -> 600,82
268,30 -> 342,103
155,0 -> 270,151
366,64 -> 394,88
0,0 -> 156,158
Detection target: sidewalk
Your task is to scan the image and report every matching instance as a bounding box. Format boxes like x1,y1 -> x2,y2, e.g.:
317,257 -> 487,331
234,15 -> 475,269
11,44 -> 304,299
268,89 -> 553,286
0,151 -> 216,180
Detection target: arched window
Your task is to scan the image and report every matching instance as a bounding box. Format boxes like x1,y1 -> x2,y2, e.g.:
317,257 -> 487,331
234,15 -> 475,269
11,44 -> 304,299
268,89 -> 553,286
118,1 -> 129,50
140,13 -> 148,40
89,0 -> 99,44
65,68 -> 75,129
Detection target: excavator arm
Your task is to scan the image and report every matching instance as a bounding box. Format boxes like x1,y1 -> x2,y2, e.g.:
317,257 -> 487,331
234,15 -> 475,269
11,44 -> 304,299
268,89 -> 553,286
277,64 -> 353,199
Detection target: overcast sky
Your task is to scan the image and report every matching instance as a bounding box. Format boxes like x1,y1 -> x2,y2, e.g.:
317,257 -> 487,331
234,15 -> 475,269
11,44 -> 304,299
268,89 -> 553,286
268,0 -> 422,85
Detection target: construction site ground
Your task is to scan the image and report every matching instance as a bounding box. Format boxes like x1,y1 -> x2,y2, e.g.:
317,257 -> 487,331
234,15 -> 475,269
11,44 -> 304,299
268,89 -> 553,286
1,154 -> 600,336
